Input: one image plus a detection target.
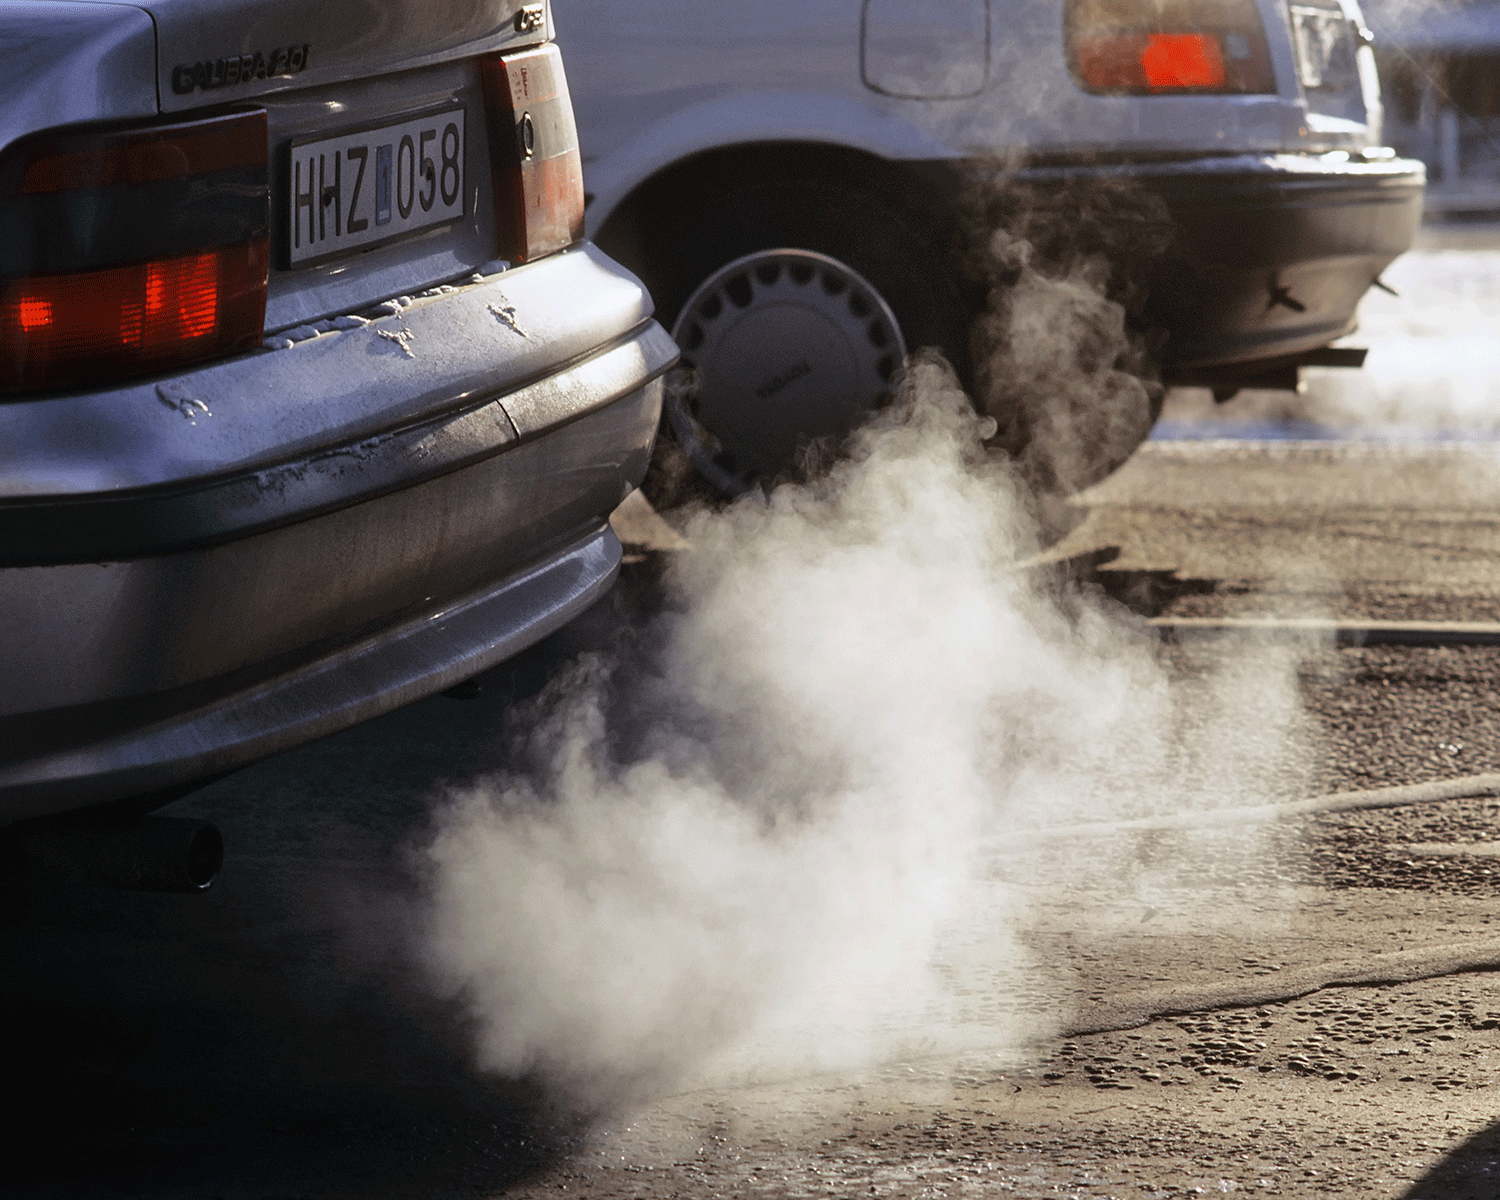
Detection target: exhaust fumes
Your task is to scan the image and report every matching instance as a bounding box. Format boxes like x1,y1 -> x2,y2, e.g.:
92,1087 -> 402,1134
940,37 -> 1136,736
1297,245 -> 1500,435
420,332 -> 1313,1105
973,228 -> 1158,530
959,172 -> 1172,534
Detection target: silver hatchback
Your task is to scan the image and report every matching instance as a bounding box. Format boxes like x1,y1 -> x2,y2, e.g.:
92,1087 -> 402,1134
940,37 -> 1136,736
0,0 -> 675,834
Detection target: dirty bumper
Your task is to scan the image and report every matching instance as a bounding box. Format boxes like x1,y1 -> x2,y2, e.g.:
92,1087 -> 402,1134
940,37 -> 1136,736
0,256 -> 677,819
0,524 -> 627,822
0,373 -> 667,821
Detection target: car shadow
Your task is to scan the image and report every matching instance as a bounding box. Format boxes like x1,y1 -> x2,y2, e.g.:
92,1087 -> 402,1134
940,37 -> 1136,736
1402,1119 -> 1500,1200
0,851 -> 586,1199
0,567 -> 674,1200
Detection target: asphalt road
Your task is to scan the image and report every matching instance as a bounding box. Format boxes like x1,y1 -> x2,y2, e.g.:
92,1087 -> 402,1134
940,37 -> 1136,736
9,233 -> 1500,1200
10,458 -> 1500,1199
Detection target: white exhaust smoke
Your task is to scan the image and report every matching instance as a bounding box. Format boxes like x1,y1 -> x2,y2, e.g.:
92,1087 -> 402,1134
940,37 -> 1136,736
419,345 -> 1312,1104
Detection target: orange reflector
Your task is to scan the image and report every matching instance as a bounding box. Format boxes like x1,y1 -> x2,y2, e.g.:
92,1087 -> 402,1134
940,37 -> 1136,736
0,241 -> 268,392
1140,33 -> 1226,89
16,297 -> 52,333
480,44 -> 585,263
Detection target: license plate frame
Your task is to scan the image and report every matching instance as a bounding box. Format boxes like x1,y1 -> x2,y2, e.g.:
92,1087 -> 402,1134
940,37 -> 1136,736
287,105 -> 466,268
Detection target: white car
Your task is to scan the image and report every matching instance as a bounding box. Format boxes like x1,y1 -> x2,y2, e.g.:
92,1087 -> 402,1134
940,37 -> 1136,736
560,0 -> 1424,494
0,0 -> 675,887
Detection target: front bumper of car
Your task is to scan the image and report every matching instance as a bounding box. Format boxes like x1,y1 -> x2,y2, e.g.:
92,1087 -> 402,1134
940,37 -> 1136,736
0,243 -> 678,823
1001,151 -> 1426,384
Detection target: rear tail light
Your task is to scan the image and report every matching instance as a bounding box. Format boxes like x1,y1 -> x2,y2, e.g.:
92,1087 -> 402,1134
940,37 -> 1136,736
480,44 -> 585,263
0,110 -> 268,394
1066,0 -> 1276,94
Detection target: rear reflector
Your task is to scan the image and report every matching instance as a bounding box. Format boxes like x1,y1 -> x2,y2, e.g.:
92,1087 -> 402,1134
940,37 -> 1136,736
0,110 -> 269,395
480,44 -> 585,263
1067,0 -> 1275,94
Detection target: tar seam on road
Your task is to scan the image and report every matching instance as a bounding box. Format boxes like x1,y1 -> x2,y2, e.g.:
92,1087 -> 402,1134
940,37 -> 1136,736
1001,773 -> 1500,1041
1006,772 -> 1500,843
1064,939 -> 1500,1039
1151,616 -> 1500,647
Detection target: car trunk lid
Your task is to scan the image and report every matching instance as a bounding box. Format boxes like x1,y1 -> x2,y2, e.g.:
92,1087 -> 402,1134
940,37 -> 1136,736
141,0 -> 551,115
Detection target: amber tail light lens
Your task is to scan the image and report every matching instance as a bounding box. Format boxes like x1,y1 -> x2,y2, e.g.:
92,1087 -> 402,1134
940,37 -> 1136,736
480,44 -> 586,263
1066,0 -> 1276,95
0,109 -> 269,395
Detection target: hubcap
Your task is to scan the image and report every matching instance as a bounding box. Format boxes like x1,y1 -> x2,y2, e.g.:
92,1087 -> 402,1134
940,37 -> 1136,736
668,249 -> 907,494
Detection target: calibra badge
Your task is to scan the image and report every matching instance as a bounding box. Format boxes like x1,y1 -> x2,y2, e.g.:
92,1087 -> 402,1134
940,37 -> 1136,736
172,45 -> 310,94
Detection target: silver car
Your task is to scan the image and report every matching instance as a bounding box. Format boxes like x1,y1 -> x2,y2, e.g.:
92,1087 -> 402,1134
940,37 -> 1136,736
561,0 -> 1425,495
0,0 -> 675,866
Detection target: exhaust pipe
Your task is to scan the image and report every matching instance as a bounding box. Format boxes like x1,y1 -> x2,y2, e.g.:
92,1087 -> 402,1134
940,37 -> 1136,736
16,816 -> 224,893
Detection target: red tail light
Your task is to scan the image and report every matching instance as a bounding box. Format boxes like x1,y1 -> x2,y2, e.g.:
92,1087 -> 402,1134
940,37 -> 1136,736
0,110 -> 269,394
1066,0 -> 1275,95
480,44 -> 585,263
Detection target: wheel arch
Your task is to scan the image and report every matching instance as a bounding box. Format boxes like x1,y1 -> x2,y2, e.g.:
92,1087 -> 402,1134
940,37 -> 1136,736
591,140 -> 968,317
579,85 -> 962,238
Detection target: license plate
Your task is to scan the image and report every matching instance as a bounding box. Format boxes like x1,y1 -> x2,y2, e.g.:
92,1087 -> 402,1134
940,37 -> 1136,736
1288,5 -> 1358,91
288,107 -> 465,266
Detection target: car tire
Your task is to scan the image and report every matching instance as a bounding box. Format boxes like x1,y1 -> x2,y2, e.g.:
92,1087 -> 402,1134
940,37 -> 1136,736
616,176 -> 974,503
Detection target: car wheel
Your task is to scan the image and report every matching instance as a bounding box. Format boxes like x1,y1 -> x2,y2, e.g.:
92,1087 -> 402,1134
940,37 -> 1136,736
621,177 -> 973,501
667,248 -> 908,495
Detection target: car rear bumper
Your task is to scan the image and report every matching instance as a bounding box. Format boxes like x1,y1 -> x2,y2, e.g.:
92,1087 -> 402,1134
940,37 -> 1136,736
0,247 -> 677,823
1005,152 -> 1426,379
0,522 -> 629,823
0,375 -> 667,821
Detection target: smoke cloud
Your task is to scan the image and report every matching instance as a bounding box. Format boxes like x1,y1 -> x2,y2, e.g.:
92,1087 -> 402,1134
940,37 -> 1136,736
973,228 -> 1160,527
419,340 -> 1312,1104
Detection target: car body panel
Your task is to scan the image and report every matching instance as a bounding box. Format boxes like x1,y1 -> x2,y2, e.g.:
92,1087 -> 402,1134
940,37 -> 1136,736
862,0 -> 990,99
0,393 -> 652,729
561,0 -> 1385,239
0,2 -> 157,137
0,319 -> 677,566
0,521 -> 630,821
561,0 -> 1420,400
1062,152 -> 1425,370
0,360 -> 667,817
139,0 -> 552,114
0,277 -> 674,784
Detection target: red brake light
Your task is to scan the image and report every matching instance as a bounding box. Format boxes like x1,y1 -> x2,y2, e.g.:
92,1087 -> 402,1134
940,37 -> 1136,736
1142,33 -> 1227,89
1067,0 -> 1275,94
2,246 -> 267,383
480,44 -> 585,263
0,110 -> 269,394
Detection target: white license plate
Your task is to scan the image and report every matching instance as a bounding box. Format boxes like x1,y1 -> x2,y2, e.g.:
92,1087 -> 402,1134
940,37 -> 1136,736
288,107 -> 465,266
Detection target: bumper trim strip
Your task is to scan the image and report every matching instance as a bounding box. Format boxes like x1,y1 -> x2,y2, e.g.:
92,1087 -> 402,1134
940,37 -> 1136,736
0,524 -> 621,820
